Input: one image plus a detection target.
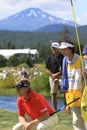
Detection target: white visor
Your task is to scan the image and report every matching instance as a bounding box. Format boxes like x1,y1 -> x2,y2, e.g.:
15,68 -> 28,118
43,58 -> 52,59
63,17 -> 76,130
59,42 -> 74,49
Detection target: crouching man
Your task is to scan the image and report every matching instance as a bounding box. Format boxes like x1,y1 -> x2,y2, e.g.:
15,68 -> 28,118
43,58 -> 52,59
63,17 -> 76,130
12,78 -> 58,130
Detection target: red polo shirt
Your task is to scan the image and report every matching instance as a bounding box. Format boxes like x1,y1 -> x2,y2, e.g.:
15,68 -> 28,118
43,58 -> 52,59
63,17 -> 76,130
17,90 -> 54,120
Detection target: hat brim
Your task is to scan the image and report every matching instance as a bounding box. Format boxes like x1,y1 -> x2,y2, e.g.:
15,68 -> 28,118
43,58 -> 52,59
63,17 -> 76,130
59,46 -> 68,49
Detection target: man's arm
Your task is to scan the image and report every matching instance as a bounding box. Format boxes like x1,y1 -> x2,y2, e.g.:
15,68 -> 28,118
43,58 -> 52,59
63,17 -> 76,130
52,71 -> 62,78
46,68 -> 62,80
46,68 -> 53,77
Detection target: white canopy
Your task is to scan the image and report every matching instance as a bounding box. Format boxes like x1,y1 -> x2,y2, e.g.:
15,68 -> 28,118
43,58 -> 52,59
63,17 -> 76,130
0,48 -> 39,59
30,49 -> 39,55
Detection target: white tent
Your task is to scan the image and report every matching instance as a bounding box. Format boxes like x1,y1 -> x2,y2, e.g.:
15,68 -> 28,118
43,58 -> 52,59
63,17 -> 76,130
30,49 -> 39,55
0,48 -> 39,60
29,49 -> 39,61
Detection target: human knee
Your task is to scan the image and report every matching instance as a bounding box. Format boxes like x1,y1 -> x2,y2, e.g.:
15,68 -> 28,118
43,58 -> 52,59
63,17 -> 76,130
36,114 -> 58,130
36,123 -> 47,130
12,122 -> 23,130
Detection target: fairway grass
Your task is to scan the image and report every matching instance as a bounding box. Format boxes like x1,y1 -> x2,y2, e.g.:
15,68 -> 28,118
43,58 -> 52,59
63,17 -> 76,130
0,109 -> 73,130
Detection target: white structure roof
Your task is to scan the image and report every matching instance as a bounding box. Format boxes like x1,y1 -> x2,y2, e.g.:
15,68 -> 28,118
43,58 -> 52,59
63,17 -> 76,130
0,48 -> 39,59
30,49 -> 39,55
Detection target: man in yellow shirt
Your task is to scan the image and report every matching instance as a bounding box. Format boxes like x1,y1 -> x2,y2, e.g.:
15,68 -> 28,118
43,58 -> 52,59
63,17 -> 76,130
59,39 -> 86,130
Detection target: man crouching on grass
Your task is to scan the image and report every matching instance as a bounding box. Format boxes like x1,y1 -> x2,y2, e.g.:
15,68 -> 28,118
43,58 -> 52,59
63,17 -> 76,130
12,78 -> 58,130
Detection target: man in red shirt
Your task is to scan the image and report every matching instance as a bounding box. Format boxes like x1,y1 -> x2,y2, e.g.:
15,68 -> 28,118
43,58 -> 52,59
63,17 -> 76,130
13,78 -> 58,130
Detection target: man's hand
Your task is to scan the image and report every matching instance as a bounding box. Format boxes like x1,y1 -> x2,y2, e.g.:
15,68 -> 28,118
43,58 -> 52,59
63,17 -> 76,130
65,106 -> 71,114
51,74 -> 58,80
23,122 -> 33,130
82,70 -> 87,77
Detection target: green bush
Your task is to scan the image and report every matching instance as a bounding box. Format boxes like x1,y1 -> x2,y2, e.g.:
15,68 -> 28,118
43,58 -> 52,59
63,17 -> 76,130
0,64 -> 59,97
0,74 -> 15,88
0,55 -> 7,67
30,72 -> 50,96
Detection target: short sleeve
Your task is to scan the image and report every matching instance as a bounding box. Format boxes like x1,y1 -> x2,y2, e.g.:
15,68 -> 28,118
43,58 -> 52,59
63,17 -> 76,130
17,97 -> 25,116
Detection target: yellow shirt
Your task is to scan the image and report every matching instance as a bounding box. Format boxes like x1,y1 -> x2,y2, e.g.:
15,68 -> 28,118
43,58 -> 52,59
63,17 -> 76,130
66,55 -> 82,107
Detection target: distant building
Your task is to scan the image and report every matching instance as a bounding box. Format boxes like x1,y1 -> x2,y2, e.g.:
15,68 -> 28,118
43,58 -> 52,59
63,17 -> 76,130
29,49 -> 39,62
0,48 -> 39,62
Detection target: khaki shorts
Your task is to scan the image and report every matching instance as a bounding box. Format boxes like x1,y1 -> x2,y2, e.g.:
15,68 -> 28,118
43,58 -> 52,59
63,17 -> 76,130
49,76 -> 59,93
36,114 -> 58,130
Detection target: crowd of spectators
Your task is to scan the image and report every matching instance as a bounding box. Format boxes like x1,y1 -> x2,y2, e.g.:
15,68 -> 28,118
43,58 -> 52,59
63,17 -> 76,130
0,67 -> 42,80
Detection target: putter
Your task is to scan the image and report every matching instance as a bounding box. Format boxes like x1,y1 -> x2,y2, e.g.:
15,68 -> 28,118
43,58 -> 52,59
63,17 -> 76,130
50,97 -> 80,116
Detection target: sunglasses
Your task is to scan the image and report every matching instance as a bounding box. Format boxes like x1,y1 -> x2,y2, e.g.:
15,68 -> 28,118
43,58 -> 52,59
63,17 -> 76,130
15,81 -> 29,89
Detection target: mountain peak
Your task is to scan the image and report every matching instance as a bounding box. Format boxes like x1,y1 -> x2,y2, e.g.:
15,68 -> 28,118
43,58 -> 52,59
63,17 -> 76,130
12,8 -> 42,18
0,7 -> 75,31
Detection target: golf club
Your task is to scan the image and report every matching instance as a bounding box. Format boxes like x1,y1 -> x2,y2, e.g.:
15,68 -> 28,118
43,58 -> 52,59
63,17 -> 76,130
50,97 -> 80,116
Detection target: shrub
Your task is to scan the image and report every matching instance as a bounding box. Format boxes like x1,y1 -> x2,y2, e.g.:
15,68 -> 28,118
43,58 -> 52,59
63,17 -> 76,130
30,72 -> 50,96
0,55 -> 7,67
0,74 -> 15,88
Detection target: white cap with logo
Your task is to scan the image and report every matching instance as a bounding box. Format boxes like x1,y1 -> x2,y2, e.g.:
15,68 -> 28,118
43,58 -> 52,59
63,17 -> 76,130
51,42 -> 60,49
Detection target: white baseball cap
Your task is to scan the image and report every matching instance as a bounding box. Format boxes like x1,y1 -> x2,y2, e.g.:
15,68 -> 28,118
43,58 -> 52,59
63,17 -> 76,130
51,42 -> 60,49
59,42 -> 74,49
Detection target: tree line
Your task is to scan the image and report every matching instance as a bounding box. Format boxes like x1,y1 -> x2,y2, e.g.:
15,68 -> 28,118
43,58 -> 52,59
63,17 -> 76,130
0,27 -> 85,67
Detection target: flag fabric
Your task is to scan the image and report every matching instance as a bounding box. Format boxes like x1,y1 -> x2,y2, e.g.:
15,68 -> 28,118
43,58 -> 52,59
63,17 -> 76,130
81,53 -> 87,122
81,86 -> 87,122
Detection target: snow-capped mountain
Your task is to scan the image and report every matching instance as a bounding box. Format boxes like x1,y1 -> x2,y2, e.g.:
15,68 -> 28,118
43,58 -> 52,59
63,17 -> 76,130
0,8 -> 75,31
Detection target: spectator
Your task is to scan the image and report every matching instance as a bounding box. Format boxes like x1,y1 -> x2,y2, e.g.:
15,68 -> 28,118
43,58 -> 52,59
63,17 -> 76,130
13,77 -> 58,130
17,68 -> 29,79
21,68 -> 29,79
46,42 -> 64,111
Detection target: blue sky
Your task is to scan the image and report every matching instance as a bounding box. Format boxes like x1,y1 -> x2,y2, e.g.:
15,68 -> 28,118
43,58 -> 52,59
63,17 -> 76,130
0,0 -> 87,25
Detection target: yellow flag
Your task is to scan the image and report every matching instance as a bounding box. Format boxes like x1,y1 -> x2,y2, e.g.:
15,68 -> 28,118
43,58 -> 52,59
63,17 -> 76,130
81,86 -> 87,122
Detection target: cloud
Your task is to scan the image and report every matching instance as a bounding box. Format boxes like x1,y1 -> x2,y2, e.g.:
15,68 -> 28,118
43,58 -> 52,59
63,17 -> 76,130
0,0 -> 71,20
77,11 -> 87,25
0,0 -> 86,25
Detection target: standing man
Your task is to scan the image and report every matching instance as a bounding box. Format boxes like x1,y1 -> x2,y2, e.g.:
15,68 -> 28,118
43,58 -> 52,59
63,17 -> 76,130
46,42 -> 64,111
13,78 -> 58,130
59,39 -> 86,130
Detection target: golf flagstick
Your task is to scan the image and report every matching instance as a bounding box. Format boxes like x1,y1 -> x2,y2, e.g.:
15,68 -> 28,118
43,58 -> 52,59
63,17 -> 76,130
50,97 -> 80,116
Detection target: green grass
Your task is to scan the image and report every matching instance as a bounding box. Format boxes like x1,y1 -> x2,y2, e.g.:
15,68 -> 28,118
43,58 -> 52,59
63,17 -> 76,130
56,112 -> 73,130
0,109 -> 73,130
0,88 -> 17,96
0,86 -> 64,98
0,109 -> 18,130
